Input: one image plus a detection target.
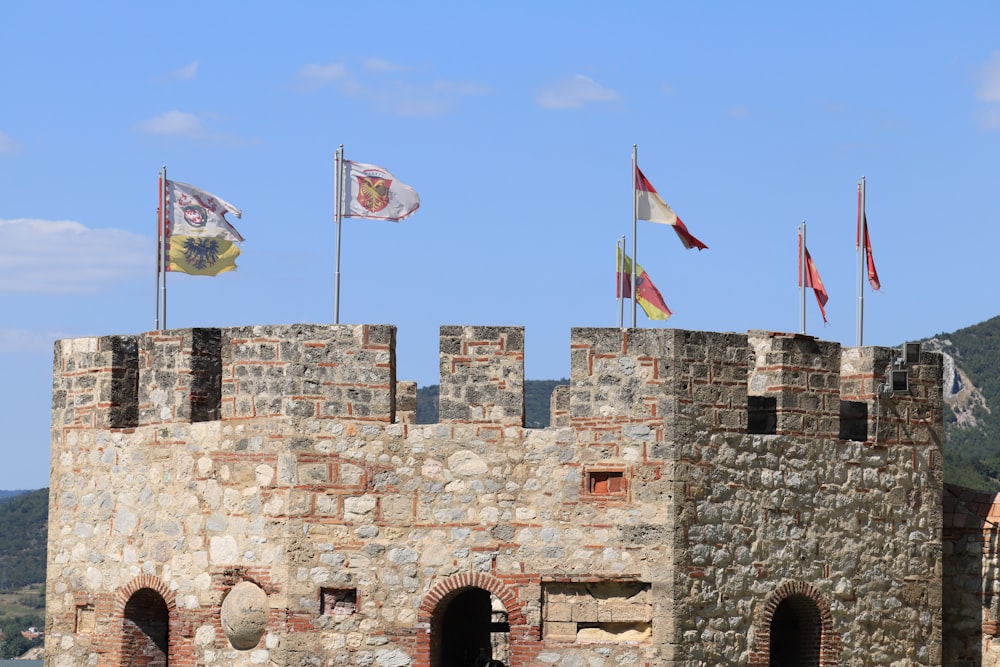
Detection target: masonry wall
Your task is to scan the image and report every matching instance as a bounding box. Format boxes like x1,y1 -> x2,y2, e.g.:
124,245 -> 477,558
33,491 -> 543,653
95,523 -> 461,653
942,484 -> 1000,666
46,324 -> 945,667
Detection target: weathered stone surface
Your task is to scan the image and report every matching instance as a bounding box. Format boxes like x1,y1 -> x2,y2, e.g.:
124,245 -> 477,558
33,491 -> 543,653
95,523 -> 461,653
220,581 -> 269,650
43,324 -> 967,667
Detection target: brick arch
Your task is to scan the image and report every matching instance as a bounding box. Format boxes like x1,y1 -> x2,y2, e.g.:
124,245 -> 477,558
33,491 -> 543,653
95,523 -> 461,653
110,576 -> 178,667
113,575 -> 177,615
416,572 -> 531,667
749,581 -> 841,667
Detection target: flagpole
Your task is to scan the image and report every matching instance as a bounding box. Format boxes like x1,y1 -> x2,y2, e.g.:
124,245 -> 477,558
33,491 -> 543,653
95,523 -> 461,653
856,177 -> 866,346
155,170 -> 161,331
799,221 -> 807,334
631,145 -> 638,328
157,166 -> 168,331
334,145 -> 344,324
617,237 -> 625,329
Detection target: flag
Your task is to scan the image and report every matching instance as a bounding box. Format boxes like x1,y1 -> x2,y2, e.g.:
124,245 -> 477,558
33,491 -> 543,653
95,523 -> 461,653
342,161 -> 420,221
167,235 -> 240,276
617,247 -> 672,321
798,236 -> 829,323
165,180 -> 244,242
861,217 -> 880,291
856,187 -> 881,290
635,165 -> 707,250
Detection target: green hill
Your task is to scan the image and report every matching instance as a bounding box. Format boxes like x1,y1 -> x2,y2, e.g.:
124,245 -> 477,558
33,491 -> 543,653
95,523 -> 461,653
923,315 -> 1000,491
0,489 -> 47,590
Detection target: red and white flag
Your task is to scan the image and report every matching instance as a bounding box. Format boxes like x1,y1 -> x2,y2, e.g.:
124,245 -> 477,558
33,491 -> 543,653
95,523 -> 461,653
635,166 -> 707,250
342,161 -> 420,222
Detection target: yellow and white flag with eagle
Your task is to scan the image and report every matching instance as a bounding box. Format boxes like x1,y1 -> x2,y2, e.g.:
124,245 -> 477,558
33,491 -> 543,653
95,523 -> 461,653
164,180 -> 244,276
341,161 -> 420,221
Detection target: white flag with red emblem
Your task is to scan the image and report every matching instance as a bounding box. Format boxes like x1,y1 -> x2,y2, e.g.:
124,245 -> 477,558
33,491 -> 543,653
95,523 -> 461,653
165,180 -> 244,242
342,161 -> 420,222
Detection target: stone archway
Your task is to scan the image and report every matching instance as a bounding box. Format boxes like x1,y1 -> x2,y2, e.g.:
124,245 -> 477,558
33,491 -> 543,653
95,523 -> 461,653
418,573 -> 526,667
750,581 -> 840,667
114,576 -> 176,667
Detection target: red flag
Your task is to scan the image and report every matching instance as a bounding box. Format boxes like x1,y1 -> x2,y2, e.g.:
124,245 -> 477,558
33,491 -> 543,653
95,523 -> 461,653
798,235 -> 829,323
635,166 -> 708,250
856,182 -> 880,291
862,217 -> 880,290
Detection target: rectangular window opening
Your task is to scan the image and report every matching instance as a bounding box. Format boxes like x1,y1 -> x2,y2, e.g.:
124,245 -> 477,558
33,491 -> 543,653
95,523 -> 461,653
839,400 -> 868,441
320,587 -> 357,616
747,396 -> 777,435
586,470 -> 626,496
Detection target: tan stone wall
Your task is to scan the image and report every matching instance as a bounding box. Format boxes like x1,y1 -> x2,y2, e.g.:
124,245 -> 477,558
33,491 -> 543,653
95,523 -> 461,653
45,324 -> 946,667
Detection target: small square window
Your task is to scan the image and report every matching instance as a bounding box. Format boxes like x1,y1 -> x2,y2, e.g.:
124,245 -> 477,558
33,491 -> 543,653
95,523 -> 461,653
586,470 -> 626,496
320,588 -> 357,616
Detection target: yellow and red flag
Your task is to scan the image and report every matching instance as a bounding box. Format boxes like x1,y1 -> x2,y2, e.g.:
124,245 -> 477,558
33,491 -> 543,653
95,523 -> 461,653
617,247 -> 672,321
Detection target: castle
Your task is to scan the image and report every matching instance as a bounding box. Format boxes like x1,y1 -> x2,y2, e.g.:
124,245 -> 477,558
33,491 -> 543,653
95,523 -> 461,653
41,323 -> 1000,666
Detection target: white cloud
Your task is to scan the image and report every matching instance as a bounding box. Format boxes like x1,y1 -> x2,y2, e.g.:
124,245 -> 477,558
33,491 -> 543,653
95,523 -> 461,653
137,110 -> 203,136
978,106 -> 1000,131
0,131 -> 21,155
134,110 -> 245,144
169,61 -> 199,80
0,328 -> 72,353
297,62 -> 349,87
294,59 -> 491,116
976,52 -> 1000,102
975,52 -> 1000,131
0,219 -> 150,294
536,75 -> 622,110
363,57 -> 407,73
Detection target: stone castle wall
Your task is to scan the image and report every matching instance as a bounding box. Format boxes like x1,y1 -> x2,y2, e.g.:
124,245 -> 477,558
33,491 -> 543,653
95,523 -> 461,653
46,324 -> 949,666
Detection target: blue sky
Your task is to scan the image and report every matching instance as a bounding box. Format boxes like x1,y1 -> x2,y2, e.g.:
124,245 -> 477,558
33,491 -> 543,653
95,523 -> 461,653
2,2 -> 1000,490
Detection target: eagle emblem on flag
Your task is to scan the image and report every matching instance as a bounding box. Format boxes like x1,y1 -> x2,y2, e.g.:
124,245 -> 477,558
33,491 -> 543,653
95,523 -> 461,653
182,237 -> 224,270
342,160 -> 419,221
355,174 -> 392,213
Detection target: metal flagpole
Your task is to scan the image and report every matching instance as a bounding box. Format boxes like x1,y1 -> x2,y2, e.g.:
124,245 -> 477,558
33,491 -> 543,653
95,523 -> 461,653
155,207 -> 161,331
631,145 -> 638,328
334,145 -> 344,324
856,177 -> 866,346
617,236 -> 625,329
157,166 -> 168,331
799,221 -> 807,334
155,175 -> 160,332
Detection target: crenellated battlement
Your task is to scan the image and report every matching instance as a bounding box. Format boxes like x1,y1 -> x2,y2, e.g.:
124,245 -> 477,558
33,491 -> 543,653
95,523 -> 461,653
52,323 -> 943,447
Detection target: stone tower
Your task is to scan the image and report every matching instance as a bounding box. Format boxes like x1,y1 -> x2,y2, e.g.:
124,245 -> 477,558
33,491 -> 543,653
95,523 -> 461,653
45,324 -> 946,666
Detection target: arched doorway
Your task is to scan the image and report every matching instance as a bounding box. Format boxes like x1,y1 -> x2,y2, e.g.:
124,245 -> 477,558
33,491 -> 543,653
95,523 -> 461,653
121,587 -> 170,667
433,588 -> 509,667
769,593 -> 821,667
